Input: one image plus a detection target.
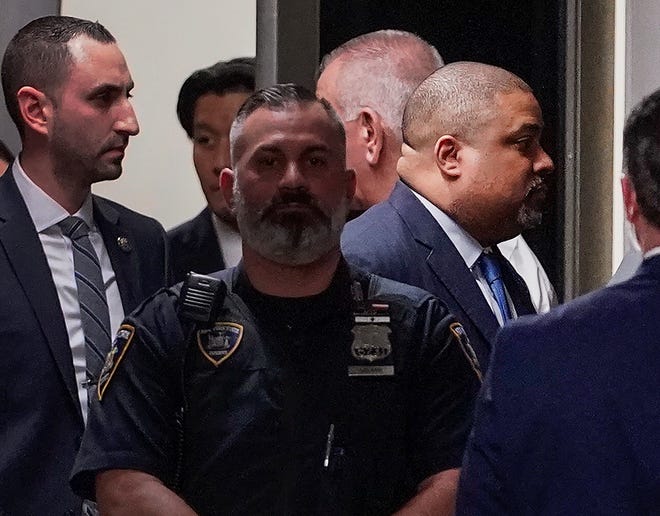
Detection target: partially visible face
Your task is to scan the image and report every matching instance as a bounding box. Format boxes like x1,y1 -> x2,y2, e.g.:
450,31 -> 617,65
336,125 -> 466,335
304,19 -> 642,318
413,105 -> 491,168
0,157 -> 9,175
317,60 -> 368,212
192,91 -> 250,220
225,102 -> 354,265
50,36 -> 139,185
451,89 -> 554,242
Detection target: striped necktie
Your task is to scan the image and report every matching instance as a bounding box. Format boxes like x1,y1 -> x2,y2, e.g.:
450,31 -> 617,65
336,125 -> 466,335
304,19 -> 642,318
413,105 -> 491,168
59,216 -> 111,392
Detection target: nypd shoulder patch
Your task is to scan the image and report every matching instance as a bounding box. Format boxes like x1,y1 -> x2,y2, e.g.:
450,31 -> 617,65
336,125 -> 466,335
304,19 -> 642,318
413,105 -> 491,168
98,324 -> 135,400
450,321 -> 482,382
197,322 -> 243,367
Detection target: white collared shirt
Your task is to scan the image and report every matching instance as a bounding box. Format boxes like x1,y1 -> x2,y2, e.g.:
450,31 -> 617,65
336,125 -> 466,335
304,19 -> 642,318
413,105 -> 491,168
12,160 -> 124,421
644,246 -> 660,259
410,189 -> 517,326
498,235 -> 557,313
211,212 -> 242,268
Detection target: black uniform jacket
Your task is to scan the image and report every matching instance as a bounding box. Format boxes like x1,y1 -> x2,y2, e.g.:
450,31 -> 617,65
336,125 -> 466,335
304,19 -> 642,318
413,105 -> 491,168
71,260 -> 480,515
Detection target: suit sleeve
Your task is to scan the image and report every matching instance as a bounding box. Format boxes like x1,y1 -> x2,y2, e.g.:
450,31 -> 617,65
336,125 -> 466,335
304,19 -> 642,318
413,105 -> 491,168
455,325 -> 518,515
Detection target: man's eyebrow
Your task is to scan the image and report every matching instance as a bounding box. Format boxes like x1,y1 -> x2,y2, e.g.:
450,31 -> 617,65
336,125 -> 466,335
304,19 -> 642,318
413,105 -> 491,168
88,81 -> 134,97
303,144 -> 331,153
513,122 -> 544,135
192,122 -> 217,133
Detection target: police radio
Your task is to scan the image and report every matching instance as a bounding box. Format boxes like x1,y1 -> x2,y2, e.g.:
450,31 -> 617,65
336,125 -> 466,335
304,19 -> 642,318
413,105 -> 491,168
178,272 -> 226,324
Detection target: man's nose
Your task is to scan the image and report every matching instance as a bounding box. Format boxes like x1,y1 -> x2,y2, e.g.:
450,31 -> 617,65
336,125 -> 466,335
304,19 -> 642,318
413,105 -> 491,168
213,141 -> 230,173
535,146 -> 554,175
115,102 -> 139,136
279,162 -> 306,189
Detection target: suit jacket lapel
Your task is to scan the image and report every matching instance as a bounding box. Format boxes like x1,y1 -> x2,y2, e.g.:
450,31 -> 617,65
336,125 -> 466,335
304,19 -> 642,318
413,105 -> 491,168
389,182 -> 500,346
200,208 -> 226,270
0,172 -> 81,414
93,197 -> 140,314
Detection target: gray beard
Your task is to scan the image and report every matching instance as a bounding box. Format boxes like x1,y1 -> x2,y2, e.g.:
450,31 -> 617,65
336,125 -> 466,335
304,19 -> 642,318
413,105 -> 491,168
233,186 -> 349,266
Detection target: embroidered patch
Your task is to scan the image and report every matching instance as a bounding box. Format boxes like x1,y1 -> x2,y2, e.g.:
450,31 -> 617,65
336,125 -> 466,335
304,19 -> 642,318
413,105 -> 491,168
197,322 -> 243,367
450,322 -> 482,381
97,324 -> 135,400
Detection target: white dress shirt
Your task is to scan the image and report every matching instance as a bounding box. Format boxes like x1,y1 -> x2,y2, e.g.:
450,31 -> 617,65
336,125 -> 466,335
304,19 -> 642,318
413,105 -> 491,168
411,190 -> 517,326
13,161 -> 124,421
212,213 -> 242,268
498,235 -> 558,313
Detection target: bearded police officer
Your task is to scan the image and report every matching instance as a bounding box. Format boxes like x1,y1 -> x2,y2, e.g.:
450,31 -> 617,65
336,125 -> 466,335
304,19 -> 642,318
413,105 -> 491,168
70,84 -> 480,515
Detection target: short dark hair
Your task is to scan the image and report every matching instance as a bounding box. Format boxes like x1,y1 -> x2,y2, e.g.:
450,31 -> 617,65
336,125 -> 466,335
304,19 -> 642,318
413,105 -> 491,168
0,139 -> 13,164
624,88 -> 660,227
229,83 -> 345,162
1,16 -> 115,136
176,57 -> 255,139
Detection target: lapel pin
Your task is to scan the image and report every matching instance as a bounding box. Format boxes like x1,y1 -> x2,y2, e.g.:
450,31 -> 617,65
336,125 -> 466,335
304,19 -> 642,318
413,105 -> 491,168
117,236 -> 132,253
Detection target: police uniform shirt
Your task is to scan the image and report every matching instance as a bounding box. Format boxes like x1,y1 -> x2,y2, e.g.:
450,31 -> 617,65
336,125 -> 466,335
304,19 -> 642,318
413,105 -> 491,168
70,261 -> 480,515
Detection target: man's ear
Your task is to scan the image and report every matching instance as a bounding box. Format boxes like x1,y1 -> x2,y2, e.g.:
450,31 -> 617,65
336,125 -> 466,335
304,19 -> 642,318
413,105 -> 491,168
434,135 -> 461,178
16,86 -> 52,136
220,168 -> 236,211
356,108 -> 384,166
622,174 -> 639,223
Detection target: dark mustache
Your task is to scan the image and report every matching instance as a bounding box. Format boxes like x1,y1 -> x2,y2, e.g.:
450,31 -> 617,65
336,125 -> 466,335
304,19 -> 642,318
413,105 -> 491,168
260,189 -> 325,218
527,177 -> 547,194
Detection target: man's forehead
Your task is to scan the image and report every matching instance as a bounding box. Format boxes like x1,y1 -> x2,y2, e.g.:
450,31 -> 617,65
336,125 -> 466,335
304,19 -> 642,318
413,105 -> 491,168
494,90 -> 542,119
240,104 -> 341,148
61,36 -> 132,91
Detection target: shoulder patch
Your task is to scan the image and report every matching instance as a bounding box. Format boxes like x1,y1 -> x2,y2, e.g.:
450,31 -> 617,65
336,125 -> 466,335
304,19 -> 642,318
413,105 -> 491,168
450,322 -> 482,382
197,322 -> 243,367
98,324 -> 135,400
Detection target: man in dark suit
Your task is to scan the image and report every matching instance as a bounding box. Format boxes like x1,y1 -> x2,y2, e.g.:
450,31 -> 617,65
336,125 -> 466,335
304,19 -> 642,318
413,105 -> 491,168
0,138 -> 12,174
0,16 -> 168,515
168,58 -> 255,283
456,87 -> 660,514
319,31 -> 557,315
341,62 -> 554,370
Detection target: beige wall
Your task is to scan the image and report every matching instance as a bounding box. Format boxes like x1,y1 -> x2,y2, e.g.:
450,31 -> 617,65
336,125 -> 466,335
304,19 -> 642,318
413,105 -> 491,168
576,1 -> 616,294
60,1 -> 257,229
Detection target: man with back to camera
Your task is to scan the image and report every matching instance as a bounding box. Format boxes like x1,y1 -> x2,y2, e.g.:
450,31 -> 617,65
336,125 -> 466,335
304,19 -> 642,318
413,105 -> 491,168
456,87 -> 660,514
70,84 -> 481,515
317,31 -> 557,316
340,62 -> 554,371
0,16 -> 168,514
168,58 -> 255,283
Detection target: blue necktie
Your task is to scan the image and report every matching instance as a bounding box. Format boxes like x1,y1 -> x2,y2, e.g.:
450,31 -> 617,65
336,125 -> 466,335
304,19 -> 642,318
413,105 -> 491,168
477,250 -> 513,322
59,216 -> 111,389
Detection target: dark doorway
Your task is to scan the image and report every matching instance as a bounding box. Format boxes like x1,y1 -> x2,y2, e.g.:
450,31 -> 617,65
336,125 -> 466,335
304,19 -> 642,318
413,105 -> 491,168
321,0 -> 567,300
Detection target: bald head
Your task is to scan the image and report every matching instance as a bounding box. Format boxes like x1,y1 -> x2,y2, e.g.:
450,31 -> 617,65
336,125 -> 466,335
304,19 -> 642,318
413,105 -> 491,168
318,30 -> 443,138
403,61 -> 532,150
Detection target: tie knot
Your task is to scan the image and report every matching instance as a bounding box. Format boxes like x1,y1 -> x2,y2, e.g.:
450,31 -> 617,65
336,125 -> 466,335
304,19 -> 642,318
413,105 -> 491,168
59,216 -> 89,240
477,250 -> 503,285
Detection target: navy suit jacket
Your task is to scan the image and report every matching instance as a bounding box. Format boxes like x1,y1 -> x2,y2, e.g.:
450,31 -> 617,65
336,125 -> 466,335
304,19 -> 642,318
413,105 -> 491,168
342,181 -> 500,370
0,170 -> 169,515
167,207 -> 225,284
457,255 -> 660,514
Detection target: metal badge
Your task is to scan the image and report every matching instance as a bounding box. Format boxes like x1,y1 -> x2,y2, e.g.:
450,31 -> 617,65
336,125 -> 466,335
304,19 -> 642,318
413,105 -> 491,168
348,303 -> 394,377
197,322 -> 243,367
117,236 -> 132,252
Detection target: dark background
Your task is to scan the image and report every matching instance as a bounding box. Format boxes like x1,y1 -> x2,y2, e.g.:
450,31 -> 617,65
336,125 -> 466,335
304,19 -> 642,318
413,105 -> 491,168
320,0 -> 567,299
